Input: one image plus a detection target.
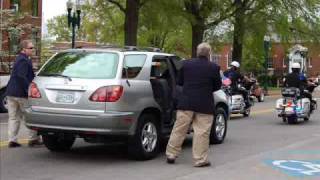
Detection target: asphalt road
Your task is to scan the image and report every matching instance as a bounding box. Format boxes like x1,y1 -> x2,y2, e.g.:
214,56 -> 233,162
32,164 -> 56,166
0,94 -> 320,180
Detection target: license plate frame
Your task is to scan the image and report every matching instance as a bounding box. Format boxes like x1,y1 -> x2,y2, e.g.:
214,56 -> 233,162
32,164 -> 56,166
56,91 -> 75,103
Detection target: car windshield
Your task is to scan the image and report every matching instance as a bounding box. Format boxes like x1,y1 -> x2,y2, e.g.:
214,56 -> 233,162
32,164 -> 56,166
38,52 -> 119,79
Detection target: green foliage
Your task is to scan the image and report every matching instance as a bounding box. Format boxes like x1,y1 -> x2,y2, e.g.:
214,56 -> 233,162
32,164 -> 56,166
46,0 -> 320,65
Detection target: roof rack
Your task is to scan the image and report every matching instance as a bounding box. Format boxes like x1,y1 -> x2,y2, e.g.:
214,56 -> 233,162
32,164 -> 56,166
77,43 -> 162,52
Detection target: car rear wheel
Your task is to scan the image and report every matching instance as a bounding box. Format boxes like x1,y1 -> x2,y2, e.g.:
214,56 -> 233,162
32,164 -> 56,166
128,113 -> 159,160
210,107 -> 227,144
42,134 -> 75,152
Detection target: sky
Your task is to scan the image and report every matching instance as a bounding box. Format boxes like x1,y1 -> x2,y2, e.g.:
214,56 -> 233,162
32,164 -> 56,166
42,0 -> 68,37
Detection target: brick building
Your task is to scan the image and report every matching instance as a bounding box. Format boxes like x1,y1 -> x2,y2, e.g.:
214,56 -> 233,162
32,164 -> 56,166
0,0 -> 42,74
213,43 -> 320,78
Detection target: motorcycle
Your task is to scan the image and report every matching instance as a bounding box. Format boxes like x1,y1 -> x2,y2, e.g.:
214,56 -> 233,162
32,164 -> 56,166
250,78 -> 265,102
223,78 -> 255,117
275,85 -> 317,124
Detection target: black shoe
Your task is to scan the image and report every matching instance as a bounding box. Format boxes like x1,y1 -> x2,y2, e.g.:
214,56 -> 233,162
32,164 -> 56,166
166,156 -> 176,164
28,139 -> 43,147
194,161 -> 211,167
8,141 -> 22,148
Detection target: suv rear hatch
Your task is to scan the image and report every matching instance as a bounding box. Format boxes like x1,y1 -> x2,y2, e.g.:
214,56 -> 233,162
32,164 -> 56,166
29,51 -> 121,115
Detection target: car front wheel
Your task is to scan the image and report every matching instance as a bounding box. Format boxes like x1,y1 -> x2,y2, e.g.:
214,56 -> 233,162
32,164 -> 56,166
0,89 -> 8,113
210,107 -> 227,144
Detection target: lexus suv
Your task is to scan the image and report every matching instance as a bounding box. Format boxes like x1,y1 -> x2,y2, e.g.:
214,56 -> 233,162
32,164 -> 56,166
25,47 -> 229,160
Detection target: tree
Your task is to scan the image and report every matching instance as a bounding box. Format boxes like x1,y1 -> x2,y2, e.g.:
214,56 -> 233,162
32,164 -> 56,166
231,0 -> 320,65
180,0 -> 237,57
106,0 -> 150,46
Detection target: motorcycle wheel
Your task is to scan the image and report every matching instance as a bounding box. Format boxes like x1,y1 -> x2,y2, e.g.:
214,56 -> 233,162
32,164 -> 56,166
243,108 -> 250,117
282,117 -> 287,123
257,92 -> 265,102
287,116 -> 297,124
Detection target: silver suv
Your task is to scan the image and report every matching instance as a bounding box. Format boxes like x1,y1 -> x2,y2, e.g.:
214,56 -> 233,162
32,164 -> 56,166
25,48 -> 229,160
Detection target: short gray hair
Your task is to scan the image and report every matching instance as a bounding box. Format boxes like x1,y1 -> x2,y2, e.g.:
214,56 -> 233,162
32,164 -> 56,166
196,42 -> 211,59
20,39 -> 33,51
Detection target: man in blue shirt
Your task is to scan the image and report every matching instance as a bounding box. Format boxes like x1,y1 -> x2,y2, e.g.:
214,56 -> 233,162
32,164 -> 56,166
6,40 -> 42,148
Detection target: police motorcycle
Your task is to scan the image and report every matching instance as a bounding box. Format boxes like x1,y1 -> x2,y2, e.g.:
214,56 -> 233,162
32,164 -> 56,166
276,87 -> 312,124
276,62 -> 318,124
222,76 -> 255,117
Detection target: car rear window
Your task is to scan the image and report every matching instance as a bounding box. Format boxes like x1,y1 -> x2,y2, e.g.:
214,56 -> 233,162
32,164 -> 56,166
38,52 -> 119,79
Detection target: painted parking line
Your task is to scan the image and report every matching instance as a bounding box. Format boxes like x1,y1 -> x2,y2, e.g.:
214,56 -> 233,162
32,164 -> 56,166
0,139 -> 29,148
251,109 -> 274,115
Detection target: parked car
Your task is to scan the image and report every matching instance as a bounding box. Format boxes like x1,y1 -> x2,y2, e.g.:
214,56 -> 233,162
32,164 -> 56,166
25,47 -> 230,160
0,75 -> 10,113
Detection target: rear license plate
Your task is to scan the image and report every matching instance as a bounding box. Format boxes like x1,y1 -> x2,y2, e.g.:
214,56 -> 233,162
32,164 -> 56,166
56,91 -> 75,103
285,107 -> 294,113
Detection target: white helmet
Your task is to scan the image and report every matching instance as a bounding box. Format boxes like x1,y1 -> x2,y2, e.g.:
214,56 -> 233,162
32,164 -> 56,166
230,61 -> 240,68
292,63 -> 301,69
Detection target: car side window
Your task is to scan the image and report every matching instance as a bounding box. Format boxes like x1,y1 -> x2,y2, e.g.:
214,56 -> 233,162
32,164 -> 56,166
122,54 -> 147,78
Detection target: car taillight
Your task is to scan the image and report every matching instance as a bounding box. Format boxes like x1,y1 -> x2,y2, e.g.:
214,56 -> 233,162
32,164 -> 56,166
28,82 -> 41,98
89,85 -> 123,102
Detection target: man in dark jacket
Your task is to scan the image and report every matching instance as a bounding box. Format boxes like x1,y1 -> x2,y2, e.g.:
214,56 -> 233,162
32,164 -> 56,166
6,40 -> 42,148
166,42 -> 221,167
284,62 -> 314,109
224,61 -> 251,108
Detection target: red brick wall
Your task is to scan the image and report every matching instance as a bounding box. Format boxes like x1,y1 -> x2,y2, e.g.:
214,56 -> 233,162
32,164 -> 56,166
215,43 -> 320,77
1,0 -> 42,74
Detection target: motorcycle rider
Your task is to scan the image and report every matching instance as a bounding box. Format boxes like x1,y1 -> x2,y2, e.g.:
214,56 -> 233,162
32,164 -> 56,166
283,63 -> 314,110
224,61 -> 251,108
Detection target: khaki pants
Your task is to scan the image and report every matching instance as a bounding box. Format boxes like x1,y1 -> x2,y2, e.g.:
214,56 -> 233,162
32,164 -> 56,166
166,110 -> 213,164
7,96 -> 38,142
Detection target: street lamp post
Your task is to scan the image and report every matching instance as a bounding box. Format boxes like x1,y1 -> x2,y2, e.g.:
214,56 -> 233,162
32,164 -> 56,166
263,35 -> 270,95
67,0 -> 81,48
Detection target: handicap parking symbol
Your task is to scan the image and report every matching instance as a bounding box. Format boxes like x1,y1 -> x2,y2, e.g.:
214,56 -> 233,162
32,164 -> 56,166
265,160 -> 320,177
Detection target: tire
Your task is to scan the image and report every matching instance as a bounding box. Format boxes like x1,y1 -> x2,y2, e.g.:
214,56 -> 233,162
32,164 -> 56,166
258,92 -> 265,102
128,113 -> 160,160
243,108 -> 251,117
282,117 -> 287,123
42,134 -> 75,152
287,116 -> 298,124
210,107 -> 227,144
0,89 -> 8,113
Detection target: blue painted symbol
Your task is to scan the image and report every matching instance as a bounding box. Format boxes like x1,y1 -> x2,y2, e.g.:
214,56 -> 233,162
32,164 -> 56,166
265,160 -> 320,177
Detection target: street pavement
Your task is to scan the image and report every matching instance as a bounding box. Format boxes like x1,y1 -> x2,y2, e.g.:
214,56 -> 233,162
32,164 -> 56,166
0,91 -> 320,180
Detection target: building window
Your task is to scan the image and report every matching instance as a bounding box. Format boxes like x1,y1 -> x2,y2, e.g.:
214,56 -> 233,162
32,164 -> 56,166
32,0 -> 39,16
8,28 -> 21,55
10,0 -> 20,12
31,27 -> 40,56
267,57 -> 273,69
211,54 -> 221,64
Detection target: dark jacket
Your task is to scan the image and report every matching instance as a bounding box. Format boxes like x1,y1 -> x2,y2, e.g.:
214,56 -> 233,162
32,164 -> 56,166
176,57 -> 221,114
223,69 -> 244,90
284,72 -> 307,90
6,53 -> 35,98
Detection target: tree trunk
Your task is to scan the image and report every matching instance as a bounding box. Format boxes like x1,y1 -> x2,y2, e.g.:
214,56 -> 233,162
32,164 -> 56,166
232,3 -> 245,64
191,21 -> 205,58
124,0 -> 140,46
